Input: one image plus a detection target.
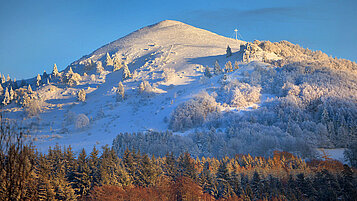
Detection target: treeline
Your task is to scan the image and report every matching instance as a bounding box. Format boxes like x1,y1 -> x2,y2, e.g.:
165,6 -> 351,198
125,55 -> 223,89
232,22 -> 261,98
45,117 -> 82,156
1,142 -> 357,200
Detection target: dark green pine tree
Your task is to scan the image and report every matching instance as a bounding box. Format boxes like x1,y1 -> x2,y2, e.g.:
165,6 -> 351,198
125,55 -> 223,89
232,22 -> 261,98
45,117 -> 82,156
251,171 -> 263,199
37,154 -> 56,201
136,154 -> 159,187
204,66 -> 212,78
178,152 -> 197,180
199,162 -> 217,196
164,152 -> 178,179
100,145 -> 130,186
123,148 -> 137,184
226,45 -> 232,57
296,173 -> 317,200
229,167 -> 242,197
216,161 -> 234,199
88,146 -> 100,188
74,149 -> 92,197
340,165 -> 357,201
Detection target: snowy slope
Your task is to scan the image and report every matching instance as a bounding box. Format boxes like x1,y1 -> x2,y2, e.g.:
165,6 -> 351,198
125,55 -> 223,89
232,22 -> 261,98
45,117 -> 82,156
2,20 -> 263,153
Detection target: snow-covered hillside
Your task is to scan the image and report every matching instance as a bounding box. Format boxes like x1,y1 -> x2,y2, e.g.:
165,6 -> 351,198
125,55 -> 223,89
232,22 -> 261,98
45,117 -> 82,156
1,20 -> 357,159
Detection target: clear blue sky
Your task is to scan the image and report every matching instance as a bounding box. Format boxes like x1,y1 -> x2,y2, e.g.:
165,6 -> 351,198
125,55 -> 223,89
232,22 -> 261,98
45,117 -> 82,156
0,0 -> 356,79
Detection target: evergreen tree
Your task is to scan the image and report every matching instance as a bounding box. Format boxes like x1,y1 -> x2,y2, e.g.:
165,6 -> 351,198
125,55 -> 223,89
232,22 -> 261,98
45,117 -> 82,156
28,84 -> 33,93
1,74 -> 5,83
116,82 -> 125,102
204,66 -> 212,78
105,52 -> 114,67
122,63 -> 131,80
74,149 -> 92,197
2,87 -> 10,105
52,64 -> 59,77
6,74 -> 10,82
96,61 -> 104,74
0,84 -> 3,94
234,61 -> 240,70
42,70 -> 48,80
139,81 -> 145,93
77,89 -> 86,102
226,45 -> 232,57
164,152 -> 178,179
113,56 -> 122,72
9,87 -> 14,100
214,60 -> 221,75
36,74 -> 41,87
178,152 -> 197,180
225,61 -> 233,73
88,146 -> 100,188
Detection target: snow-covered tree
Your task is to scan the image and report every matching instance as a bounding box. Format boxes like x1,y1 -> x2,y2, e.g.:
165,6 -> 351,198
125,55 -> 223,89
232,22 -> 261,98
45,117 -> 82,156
112,55 -> 122,72
6,74 -> 10,82
75,114 -> 90,129
64,67 -> 81,86
0,84 -> 3,94
2,87 -> 10,105
9,87 -> 14,100
1,75 -> 5,83
122,63 -> 131,80
225,61 -> 233,73
105,52 -> 114,66
28,84 -> 33,93
226,45 -> 232,57
36,74 -> 41,87
77,89 -> 86,102
234,61 -> 239,70
52,64 -> 59,77
214,60 -> 221,75
139,81 -> 145,94
24,99 -> 42,117
96,61 -> 104,74
116,82 -> 125,102
204,66 -> 212,78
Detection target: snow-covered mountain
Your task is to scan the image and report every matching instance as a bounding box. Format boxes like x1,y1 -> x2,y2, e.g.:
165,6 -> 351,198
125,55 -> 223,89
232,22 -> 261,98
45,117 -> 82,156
1,20 -> 357,158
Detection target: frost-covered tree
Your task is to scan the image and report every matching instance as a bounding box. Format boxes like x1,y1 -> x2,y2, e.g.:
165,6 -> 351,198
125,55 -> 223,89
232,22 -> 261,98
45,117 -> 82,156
0,84 -> 3,94
9,87 -> 14,100
77,89 -> 86,102
64,67 -> 81,86
225,61 -> 233,73
75,114 -> 90,129
139,81 -> 145,94
234,61 -> 239,70
24,98 -> 42,117
36,74 -> 41,87
214,60 -> 221,75
52,64 -> 59,77
122,63 -> 131,80
113,56 -> 122,72
1,75 -> 5,83
116,82 -> 125,102
2,87 -> 10,105
6,74 -> 10,82
226,45 -> 232,57
105,52 -> 114,66
96,61 -> 104,74
28,84 -> 33,93
204,66 -> 212,78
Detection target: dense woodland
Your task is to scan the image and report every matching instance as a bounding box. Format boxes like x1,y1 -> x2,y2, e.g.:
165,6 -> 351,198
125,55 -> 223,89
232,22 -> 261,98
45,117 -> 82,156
1,121 -> 357,201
